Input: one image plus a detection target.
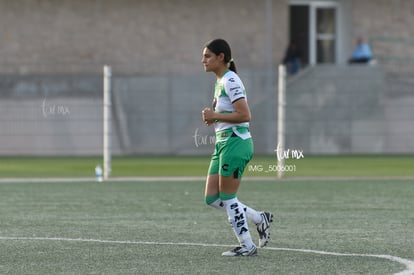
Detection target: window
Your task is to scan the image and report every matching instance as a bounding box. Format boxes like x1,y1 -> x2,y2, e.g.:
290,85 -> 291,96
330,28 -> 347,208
289,1 -> 339,65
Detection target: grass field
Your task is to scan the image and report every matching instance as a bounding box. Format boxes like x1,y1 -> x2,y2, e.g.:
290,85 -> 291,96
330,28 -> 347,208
0,179 -> 413,274
1,155 -> 413,178
0,155 -> 413,274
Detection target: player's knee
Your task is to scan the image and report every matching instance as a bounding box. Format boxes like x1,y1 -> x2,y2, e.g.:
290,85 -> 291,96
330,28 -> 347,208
205,194 -> 225,209
205,194 -> 219,206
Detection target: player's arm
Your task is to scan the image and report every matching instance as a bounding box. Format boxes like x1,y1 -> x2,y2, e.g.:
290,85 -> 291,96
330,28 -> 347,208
202,98 -> 251,125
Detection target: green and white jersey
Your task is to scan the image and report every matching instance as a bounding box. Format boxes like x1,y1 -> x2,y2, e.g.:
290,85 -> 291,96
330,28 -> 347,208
213,70 -> 250,133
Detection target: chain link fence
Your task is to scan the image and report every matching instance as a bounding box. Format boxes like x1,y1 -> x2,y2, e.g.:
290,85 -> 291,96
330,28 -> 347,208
1,57 -> 414,156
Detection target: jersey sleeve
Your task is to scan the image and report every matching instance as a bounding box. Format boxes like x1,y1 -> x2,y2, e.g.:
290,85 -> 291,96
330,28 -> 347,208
224,75 -> 246,103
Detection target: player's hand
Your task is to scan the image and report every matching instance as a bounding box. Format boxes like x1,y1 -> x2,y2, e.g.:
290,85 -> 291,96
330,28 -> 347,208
202,108 -> 215,126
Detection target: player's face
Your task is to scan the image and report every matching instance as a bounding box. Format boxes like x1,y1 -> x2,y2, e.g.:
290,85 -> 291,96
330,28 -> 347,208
202,48 -> 222,73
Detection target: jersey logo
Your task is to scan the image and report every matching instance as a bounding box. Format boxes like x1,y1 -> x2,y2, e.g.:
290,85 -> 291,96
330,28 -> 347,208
233,91 -> 243,96
230,86 -> 241,92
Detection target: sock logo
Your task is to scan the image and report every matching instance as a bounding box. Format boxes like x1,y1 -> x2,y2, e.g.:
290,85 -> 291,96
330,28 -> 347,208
230,203 -> 248,235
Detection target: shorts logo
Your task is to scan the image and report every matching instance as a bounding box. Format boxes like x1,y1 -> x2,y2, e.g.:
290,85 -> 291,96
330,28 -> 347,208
222,164 -> 229,172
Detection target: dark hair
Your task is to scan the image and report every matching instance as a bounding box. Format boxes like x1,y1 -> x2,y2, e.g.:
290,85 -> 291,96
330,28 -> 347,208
205,38 -> 237,73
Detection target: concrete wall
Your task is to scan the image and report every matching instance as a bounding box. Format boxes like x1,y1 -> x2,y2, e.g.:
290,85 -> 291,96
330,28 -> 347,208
110,70 -> 277,155
351,0 -> 414,40
0,0 -> 287,74
351,0 -> 414,72
0,69 -> 277,156
2,64 -> 414,156
285,65 -> 414,154
1,0 -> 414,155
2,0 -> 414,74
286,65 -> 383,154
0,75 -> 105,155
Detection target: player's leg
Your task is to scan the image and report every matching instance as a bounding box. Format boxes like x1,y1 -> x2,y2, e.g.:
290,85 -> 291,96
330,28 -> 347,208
205,147 -> 223,209
218,137 -> 258,256
219,174 -> 257,256
204,143 -> 259,217
225,138 -> 273,248
205,173 -> 263,224
205,137 -> 273,254
204,142 -> 265,228
205,173 -> 223,209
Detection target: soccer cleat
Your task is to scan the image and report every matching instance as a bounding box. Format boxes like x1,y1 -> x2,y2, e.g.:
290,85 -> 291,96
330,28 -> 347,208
257,211 -> 273,248
221,245 -> 257,256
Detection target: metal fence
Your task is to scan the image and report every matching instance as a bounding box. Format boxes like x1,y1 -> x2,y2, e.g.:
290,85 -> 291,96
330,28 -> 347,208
1,61 -> 414,156
0,68 -> 278,156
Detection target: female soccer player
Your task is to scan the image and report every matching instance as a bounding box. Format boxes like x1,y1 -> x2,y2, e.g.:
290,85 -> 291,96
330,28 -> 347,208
201,38 -> 273,256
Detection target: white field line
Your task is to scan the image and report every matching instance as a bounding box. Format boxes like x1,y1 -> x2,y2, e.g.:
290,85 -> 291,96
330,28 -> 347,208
0,236 -> 413,275
1,176 -> 414,183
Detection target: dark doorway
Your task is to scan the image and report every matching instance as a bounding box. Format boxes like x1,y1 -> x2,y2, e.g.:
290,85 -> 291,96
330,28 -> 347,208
289,5 -> 309,66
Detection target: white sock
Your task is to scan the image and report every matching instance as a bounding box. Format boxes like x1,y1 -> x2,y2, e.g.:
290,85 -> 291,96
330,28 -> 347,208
208,198 -> 224,210
222,197 -> 255,249
209,198 -> 262,224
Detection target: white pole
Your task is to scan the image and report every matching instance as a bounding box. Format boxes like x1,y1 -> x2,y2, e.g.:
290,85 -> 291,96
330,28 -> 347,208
103,65 -> 112,180
277,64 -> 286,179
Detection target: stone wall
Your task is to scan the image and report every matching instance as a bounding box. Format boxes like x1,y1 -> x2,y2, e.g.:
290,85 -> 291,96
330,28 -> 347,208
351,0 -> 414,72
0,0 -> 287,74
285,65 -> 414,154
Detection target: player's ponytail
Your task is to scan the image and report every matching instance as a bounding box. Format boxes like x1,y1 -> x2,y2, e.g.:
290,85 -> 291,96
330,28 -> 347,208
228,58 -> 237,73
205,38 -> 237,73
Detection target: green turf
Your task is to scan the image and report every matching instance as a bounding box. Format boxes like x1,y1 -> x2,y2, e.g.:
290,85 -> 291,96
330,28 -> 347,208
0,155 -> 413,178
0,179 -> 413,274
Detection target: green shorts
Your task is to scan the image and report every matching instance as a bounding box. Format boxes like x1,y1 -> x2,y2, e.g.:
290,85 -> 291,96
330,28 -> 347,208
207,129 -> 254,179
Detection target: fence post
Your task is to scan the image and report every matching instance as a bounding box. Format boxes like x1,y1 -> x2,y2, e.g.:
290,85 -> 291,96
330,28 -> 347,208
277,64 -> 286,179
103,65 -> 112,180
